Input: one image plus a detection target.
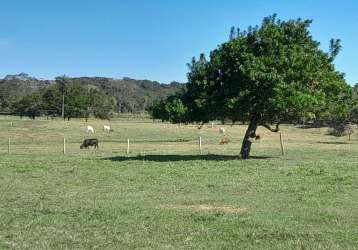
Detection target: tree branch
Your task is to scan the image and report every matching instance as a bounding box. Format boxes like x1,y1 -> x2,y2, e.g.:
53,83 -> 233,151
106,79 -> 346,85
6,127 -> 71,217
261,123 -> 280,132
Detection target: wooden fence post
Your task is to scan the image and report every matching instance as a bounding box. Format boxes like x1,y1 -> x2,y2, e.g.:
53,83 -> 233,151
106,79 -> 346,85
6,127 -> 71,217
127,139 -> 130,154
199,136 -> 202,155
63,137 -> 66,155
279,132 -> 285,155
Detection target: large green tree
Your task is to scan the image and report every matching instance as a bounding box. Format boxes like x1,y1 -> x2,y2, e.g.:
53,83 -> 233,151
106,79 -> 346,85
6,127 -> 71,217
87,87 -> 116,120
40,85 -> 62,117
55,75 -> 69,119
63,84 -> 90,120
14,93 -> 44,119
60,83 -> 115,120
149,96 -> 188,123
156,15 -> 353,159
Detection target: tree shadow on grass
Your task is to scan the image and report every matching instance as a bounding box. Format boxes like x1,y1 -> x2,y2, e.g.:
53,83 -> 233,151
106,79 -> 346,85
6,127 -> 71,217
317,141 -> 350,145
104,154 -> 275,162
296,124 -> 323,129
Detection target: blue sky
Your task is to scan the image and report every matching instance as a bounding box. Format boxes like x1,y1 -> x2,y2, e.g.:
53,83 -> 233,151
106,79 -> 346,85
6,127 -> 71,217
0,0 -> 357,84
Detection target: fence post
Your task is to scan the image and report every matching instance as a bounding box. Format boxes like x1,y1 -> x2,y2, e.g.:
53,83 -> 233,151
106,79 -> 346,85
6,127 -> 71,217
8,138 -> 10,154
279,132 -> 285,155
199,136 -> 202,155
63,137 -> 66,155
127,139 -> 130,154
211,122 -> 214,128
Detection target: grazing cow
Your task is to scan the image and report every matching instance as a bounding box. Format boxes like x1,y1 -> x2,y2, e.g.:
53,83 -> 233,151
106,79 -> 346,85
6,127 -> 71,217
219,127 -> 226,133
220,136 -> 230,145
103,125 -> 112,132
86,125 -> 95,133
80,138 -> 99,149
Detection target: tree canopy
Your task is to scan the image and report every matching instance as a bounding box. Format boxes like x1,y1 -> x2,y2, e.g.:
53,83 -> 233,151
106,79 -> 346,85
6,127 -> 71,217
151,15 -> 353,159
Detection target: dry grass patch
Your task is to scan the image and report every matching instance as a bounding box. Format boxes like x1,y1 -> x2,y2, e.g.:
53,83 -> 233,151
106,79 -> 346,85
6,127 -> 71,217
160,204 -> 249,214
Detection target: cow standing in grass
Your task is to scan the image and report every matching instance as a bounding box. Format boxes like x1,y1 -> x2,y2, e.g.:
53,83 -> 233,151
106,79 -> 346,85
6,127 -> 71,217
87,125 -> 95,133
103,125 -> 112,132
80,139 -> 99,149
220,136 -> 230,145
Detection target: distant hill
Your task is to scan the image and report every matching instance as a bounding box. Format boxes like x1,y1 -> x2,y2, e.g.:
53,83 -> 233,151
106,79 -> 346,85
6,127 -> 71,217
0,73 -> 185,113
70,76 -> 185,112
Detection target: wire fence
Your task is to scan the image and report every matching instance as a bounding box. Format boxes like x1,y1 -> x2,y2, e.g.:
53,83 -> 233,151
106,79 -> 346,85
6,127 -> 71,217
1,134 -> 289,157
1,136 -> 217,156
0,115 -> 288,156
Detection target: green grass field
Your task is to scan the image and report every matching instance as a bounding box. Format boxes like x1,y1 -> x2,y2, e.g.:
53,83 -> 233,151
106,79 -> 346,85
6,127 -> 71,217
0,116 -> 357,249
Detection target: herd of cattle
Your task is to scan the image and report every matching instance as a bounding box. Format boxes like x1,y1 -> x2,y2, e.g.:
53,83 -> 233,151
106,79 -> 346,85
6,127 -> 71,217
86,125 -> 112,133
80,125 -> 112,149
80,124 -> 232,150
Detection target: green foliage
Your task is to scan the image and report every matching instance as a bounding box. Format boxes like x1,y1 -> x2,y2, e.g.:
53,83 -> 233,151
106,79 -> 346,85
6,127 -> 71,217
149,96 -> 188,123
0,73 -> 50,113
0,95 -> 12,113
12,82 -> 115,120
164,97 -> 188,123
40,85 -> 62,117
61,84 -> 116,120
69,77 -> 184,113
55,75 -> 69,95
323,83 -> 358,135
13,93 -> 44,119
148,100 -> 169,122
349,83 -> 358,124
88,87 -> 116,120
329,123 -> 355,137
329,38 -> 342,60
64,84 -> 91,120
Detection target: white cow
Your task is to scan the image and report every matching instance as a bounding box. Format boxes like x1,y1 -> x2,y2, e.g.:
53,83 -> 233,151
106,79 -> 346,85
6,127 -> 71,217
86,125 -> 95,133
219,127 -> 226,134
103,125 -> 112,132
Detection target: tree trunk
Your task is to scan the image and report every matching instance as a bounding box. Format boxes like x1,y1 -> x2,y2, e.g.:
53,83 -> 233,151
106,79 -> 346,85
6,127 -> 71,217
240,117 -> 259,159
61,94 -> 65,120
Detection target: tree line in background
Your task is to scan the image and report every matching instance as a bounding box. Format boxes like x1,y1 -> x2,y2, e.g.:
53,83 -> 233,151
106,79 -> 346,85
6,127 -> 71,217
13,76 -> 116,120
149,15 -> 358,158
0,73 -> 185,119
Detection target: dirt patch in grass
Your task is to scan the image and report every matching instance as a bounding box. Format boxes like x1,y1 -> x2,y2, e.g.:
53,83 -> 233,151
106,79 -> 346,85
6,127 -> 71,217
160,204 -> 248,214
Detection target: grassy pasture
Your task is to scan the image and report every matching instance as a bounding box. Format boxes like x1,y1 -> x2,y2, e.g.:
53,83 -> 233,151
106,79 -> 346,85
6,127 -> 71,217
0,116 -> 357,249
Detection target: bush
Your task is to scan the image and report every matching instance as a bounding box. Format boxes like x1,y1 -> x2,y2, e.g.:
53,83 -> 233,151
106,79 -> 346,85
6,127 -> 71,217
329,123 -> 355,137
